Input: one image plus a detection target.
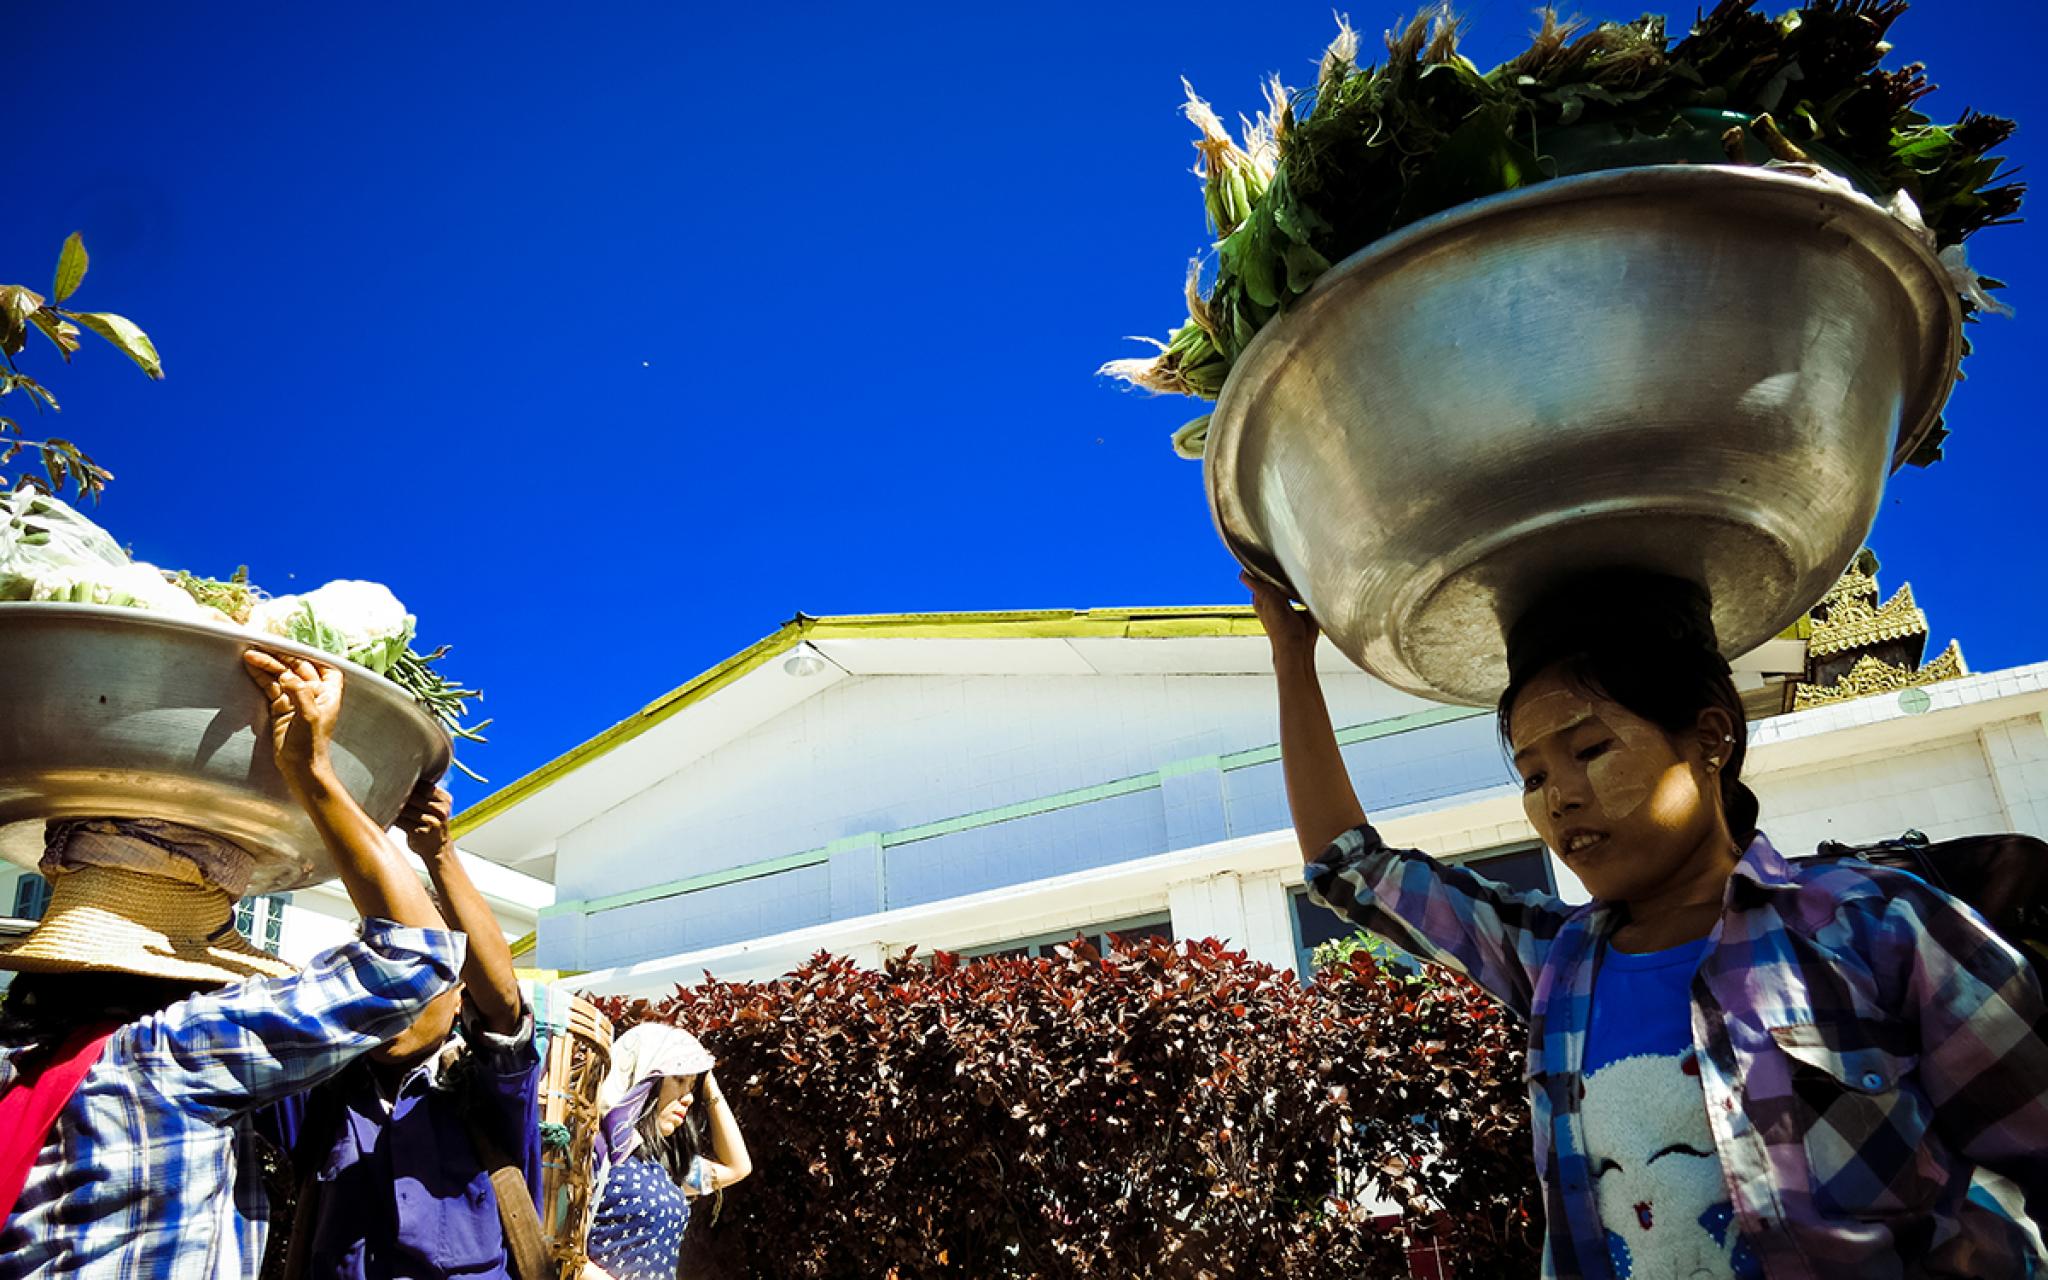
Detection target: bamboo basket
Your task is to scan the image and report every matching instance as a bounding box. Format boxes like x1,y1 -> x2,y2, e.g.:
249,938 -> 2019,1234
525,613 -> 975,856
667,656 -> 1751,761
524,978 -> 614,1280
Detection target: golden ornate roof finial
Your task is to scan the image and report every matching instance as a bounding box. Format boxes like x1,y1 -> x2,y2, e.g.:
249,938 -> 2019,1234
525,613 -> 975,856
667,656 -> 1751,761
1789,551 -> 1965,711
1814,547 -> 1882,618
1807,581 -> 1930,660
1792,641 -> 1967,710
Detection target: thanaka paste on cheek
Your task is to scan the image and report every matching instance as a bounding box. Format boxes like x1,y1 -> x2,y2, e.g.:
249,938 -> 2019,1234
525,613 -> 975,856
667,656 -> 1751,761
1585,719 -> 1668,821
1512,690 -> 1594,750
1514,691 -> 1595,839
1513,688 -> 1668,826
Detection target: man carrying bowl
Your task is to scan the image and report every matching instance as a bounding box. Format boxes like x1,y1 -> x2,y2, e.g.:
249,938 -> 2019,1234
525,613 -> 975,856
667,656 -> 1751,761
259,781 -> 549,1280
0,651 -> 464,1279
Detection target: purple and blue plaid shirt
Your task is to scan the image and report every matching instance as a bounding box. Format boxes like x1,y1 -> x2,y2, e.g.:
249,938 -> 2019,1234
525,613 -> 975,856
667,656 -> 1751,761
0,920 -> 463,1280
1307,824 -> 2048,1279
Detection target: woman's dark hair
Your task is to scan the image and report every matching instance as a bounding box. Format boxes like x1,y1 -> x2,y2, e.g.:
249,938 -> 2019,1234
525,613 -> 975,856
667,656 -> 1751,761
635,1074 -> 722,1218
0,970 -> 211,1051
1496,570 -> 1760,846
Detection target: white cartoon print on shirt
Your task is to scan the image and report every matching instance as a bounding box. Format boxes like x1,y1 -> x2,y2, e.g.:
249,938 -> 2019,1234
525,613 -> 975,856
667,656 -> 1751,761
1579,1050 -> 1760,1279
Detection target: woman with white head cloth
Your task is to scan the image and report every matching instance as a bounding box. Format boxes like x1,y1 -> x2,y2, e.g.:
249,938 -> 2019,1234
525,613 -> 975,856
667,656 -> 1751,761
582,1023 -> 752,1280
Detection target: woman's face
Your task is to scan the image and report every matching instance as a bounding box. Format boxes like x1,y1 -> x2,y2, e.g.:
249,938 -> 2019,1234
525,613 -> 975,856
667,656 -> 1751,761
653,1074 -> 700,1137
1508,667 -> 1726,903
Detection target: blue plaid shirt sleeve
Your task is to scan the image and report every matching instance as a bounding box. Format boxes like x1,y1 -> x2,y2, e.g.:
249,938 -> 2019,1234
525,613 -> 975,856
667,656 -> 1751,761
1885,880 -> 2048,1222
1305,823 -> 1577,1018
122,919 -> 465,1125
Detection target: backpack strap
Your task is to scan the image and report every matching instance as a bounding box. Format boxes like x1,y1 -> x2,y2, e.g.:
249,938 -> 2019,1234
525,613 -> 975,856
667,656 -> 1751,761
461,1107 -> 553,1280
268,1070 -> 352,1280
0,1022 -> 120,1225
278,1151 -> 327,1280
1811,831 -> 1952,890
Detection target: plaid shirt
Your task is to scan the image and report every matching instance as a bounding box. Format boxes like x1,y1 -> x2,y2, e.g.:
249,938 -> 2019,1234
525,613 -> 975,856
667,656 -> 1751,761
0,920 -> 464,1280
1307,824 -> 2048,1279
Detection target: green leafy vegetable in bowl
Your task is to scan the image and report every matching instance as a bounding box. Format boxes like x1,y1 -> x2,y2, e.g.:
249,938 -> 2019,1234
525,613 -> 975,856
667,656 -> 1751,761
1104,1 -> 2020,465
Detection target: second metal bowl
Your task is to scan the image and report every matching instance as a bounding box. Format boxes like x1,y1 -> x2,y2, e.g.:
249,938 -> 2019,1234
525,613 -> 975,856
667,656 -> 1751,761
1204,164 -> 1960,705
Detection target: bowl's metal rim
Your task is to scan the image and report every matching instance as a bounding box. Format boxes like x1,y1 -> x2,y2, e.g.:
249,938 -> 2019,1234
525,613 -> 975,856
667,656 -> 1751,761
1202,162 -> 1965,609
0,600 -> 455,780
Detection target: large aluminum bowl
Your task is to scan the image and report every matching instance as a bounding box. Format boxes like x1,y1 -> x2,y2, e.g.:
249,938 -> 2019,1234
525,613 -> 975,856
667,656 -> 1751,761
0,604 -> 450,892
1205,164 -> 1961,705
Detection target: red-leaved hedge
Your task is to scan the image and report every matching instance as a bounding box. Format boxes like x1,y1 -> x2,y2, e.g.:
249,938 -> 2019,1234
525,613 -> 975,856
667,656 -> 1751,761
589,936 -> 1539,1279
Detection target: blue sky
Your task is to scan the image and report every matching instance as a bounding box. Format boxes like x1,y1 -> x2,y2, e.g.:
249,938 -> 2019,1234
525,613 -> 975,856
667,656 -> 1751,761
7,0 -> 2042,804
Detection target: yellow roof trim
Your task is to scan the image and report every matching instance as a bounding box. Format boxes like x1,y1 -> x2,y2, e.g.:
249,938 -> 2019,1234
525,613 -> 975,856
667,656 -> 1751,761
453,606 -> 1267,838
801,605 -> 1263,640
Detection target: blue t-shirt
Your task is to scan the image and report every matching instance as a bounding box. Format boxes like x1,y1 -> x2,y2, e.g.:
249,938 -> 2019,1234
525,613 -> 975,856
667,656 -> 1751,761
585,1152 -> 713,1280
1583,937 -> 1759,1279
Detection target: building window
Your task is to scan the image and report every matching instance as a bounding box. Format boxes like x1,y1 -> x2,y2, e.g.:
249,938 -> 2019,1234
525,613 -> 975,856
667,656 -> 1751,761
11,874 -> 53,921
1291,841 -> 1554,977
1466,843 -> 1555,896
235,894 -> 290,956
1291,886 -> 1359,977
956,913 -> 1175,961
263,897 -> 286,954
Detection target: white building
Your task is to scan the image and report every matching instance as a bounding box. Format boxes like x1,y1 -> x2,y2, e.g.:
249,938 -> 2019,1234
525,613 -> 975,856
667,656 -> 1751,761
453,604 -> 2048,998
1,842 -> 551,980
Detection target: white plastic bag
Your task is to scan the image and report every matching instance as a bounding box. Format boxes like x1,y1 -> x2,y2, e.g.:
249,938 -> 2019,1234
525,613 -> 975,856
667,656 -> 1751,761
0,488 -> 222,621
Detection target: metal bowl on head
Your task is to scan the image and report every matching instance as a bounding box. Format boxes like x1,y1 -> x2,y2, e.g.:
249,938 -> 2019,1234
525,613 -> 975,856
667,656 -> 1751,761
0,603 -> 450,892
1205,164 -> 1961,706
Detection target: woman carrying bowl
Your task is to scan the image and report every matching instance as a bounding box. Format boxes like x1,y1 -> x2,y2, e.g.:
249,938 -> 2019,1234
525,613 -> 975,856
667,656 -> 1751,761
0,652 -> 463,1279
1254,571 -> 2048,1279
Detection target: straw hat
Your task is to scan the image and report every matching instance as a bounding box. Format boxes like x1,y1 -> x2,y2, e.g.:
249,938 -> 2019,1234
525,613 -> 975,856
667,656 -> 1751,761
0,864 -> 298,985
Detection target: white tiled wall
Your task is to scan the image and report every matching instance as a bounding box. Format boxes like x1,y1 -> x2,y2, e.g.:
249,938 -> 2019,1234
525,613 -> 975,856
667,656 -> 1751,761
1221,715 -> 1511,839
573,863 -> 835,972
274,897 -> 363,966
553,670 -> 1431,904
884,788 -> 1169,911
1753,730 -> 2012,853
1170,869 -> 1301,974
540,677 -> 2048,974
1979,715 -> 2048,838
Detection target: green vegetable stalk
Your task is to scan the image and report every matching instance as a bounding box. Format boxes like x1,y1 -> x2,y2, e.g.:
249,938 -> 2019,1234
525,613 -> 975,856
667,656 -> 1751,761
1104,2 -> 2020,465
171,571 -> 491,781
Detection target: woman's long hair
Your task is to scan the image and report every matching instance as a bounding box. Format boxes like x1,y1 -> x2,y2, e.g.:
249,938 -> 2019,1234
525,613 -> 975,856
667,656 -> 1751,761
1496,571 -> 1760,848
634,1074 -> 723,1221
